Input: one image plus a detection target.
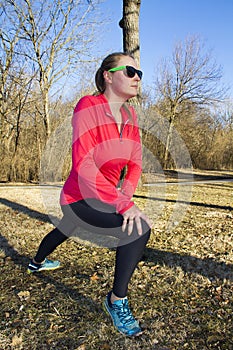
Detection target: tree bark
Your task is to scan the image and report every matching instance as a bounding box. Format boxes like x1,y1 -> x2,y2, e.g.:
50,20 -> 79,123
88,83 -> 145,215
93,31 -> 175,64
164,112 -> 175,168
119,0 -> 141,66
119,0 -> 141,104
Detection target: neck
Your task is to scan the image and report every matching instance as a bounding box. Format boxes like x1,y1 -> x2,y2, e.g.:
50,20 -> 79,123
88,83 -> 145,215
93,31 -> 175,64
104,90 -> 126,106
104,91 -> 125,122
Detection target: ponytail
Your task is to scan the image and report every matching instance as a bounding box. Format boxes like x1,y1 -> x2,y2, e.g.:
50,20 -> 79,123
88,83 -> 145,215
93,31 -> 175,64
95,67 -> 105,93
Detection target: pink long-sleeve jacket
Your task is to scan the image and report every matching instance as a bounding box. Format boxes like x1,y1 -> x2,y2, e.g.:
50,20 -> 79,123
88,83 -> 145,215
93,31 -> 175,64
60,93 -> 142,214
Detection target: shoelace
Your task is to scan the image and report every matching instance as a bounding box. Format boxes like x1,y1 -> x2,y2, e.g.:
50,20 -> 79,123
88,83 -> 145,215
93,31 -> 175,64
112,299 -> 136,326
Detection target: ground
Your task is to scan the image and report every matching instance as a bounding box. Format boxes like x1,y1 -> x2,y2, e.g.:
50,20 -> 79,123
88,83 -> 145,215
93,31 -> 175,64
0,170 -> 232,350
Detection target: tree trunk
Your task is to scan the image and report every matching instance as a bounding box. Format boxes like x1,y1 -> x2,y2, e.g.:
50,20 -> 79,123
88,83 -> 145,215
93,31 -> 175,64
42,89 -> 51,139
119,0 -> 141,104
120,0 -> 141,65
164,117 -> 175,168
164,107 -> 176,168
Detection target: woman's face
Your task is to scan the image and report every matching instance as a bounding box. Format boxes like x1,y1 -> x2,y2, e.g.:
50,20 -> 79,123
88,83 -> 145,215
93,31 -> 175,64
105,56 -> 142,100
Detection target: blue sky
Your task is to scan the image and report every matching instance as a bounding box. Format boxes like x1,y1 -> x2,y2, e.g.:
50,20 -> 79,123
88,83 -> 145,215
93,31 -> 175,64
99,0 -> 233,99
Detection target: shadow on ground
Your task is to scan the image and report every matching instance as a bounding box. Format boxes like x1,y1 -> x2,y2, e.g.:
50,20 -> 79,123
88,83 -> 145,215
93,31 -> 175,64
1,197 -> 232,282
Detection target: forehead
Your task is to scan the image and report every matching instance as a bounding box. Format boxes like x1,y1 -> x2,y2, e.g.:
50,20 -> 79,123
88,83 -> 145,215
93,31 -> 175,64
117,56 -> 137,68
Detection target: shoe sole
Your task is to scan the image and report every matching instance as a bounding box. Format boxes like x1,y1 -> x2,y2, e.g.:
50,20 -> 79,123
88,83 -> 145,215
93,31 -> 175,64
27,265 -> 61,274
103,299 -> 143,337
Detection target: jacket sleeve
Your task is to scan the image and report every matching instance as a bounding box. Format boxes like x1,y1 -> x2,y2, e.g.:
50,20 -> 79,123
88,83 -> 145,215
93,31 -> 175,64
120,108 -> 142,200
72,97 -> 135,214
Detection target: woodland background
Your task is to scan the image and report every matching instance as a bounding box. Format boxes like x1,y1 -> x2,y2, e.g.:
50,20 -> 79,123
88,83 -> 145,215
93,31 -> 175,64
1,0 -> 233,184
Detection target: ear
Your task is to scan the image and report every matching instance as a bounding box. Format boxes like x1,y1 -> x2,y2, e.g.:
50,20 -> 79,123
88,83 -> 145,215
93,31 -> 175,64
103,71 -> 112,84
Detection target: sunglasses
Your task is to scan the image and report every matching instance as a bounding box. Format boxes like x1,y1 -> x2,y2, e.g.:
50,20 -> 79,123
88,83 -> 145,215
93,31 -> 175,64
108,65 -> 143,80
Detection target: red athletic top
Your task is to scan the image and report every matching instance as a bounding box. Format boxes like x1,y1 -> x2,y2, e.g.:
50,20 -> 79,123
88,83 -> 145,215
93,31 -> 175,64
60,94 -> 142,214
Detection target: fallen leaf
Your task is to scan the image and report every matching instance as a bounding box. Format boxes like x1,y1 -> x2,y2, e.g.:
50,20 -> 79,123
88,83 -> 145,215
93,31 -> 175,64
90,272 -> 99,281
17,291 -> 30,300
76,344 -> 86,350
11,334 -> 23,347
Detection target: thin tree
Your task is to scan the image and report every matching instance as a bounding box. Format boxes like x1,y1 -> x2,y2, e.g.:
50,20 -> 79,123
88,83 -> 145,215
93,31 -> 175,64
156,36 -> 226,168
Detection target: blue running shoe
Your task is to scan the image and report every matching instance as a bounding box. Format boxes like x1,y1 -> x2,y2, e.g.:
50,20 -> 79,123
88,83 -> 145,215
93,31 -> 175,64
27,258 -> 60,274
103,291 -> 143,337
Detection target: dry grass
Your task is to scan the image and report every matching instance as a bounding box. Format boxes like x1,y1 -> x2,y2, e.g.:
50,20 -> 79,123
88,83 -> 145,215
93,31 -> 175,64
0,170 -> 233,350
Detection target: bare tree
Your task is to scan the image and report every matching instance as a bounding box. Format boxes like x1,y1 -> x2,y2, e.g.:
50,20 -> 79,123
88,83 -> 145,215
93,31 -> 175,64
0,7 -> 20,141
210,102 -> 233,169
0,6 -> 34,180
155,36 -> 226,168
6,0 -> 103,139
1,0 -> 105,181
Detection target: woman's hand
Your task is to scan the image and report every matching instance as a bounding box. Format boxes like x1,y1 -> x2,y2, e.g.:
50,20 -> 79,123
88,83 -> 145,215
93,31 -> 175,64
122,204 -> 152,236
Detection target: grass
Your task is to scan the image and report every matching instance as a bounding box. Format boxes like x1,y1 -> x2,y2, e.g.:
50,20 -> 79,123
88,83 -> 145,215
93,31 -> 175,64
0,170 -> 233,349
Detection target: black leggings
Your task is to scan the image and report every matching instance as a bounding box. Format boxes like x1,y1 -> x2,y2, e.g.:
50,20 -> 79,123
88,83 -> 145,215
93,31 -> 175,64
34,199 -> 151,298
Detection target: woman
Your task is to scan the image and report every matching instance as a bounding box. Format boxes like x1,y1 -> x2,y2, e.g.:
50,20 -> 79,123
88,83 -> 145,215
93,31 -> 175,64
27,52 -> 152,337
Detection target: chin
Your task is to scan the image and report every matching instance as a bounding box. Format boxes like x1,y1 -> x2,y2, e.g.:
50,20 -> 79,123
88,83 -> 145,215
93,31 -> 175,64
128,91 -> 138,99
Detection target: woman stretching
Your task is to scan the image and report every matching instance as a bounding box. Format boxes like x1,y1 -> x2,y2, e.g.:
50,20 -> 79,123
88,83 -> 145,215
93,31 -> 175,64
27,52 -> 152,337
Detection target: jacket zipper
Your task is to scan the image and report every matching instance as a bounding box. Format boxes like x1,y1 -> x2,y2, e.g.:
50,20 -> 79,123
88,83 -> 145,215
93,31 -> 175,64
119,119 -> 129,142
105,112 -> 129,142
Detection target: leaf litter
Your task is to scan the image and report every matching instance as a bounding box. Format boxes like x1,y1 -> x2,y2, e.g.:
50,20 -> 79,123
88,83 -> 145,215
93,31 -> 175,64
0,173 -> 232,349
